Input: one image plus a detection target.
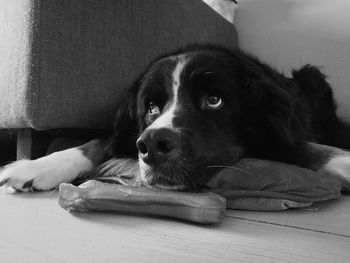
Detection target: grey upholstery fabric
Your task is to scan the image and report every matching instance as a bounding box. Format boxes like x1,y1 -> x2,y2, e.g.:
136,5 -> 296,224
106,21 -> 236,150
0,0 -> 36,128
0,0 -> 237,130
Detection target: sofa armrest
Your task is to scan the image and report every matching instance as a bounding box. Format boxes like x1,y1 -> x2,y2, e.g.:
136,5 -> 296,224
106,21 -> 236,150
0,0 -> 237,130
0,0 -> 37,128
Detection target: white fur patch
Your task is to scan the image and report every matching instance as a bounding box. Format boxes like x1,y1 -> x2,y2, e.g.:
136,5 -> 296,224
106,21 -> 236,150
138,56 -> 188,189
323,156 -> 350,191
0,148 -> 93,192
147,56 -> 187,129
138,158 -> 149,183
138,159 -> 185,190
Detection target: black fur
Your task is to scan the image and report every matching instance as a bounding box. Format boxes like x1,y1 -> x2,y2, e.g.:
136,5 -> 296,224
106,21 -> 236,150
107,44 -> 350,188
107,85 -> 140,158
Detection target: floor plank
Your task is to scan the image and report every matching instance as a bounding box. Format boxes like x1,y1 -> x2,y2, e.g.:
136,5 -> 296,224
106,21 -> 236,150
226,195 -> 350,237
0,192 -> 349,262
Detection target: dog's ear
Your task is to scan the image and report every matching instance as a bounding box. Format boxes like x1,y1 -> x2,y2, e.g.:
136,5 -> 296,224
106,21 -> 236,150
107,84 -> 140,158
237,61 -> 306,162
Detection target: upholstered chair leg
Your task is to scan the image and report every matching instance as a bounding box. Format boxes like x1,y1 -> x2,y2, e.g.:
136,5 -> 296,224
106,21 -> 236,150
16,129 -> 52,160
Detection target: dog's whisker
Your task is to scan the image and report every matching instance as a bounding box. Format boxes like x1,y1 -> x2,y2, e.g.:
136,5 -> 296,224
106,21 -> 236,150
168,165 -> 183,188
177,161 -> 197,191
183,169 -> 197,191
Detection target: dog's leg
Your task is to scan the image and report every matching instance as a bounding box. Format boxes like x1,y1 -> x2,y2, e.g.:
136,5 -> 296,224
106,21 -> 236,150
304,142 -> 350,193
0,139 -> 106,192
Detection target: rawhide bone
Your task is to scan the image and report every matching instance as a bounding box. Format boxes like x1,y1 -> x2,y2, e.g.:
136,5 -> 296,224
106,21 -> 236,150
58,181 -> 226,224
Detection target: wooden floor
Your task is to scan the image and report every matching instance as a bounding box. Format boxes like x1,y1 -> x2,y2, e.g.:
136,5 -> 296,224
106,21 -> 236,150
0,192 -> 349,263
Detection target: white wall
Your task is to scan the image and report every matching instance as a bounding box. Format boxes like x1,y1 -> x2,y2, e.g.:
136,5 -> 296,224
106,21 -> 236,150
235,0 -> 350,121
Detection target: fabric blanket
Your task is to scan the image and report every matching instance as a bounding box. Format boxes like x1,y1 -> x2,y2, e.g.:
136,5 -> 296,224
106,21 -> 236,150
205,159 -> 341,211
76,158 -> 342,211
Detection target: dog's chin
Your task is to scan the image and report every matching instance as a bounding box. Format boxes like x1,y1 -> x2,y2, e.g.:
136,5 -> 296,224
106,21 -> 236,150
138,160 -> 188,191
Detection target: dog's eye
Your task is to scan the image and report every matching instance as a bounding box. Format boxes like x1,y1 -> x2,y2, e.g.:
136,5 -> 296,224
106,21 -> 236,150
203,95 -> 224,110
149,101 -> 160,115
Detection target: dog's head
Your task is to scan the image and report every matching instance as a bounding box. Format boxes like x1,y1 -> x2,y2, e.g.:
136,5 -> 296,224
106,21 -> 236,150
109,45 -> 306,190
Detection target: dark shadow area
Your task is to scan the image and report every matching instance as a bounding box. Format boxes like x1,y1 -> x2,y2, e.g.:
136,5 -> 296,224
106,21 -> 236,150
0,129 -> 16,165
0,128 -> 110,165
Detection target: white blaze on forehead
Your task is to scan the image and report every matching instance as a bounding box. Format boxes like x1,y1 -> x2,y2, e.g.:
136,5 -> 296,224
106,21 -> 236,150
147,55 -> 187,129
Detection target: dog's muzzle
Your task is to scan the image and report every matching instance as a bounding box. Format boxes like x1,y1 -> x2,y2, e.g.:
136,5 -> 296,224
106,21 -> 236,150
136,128 -> 181,166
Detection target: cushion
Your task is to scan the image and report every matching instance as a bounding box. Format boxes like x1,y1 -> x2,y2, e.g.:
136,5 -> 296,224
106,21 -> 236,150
64,158 -> 342,212
206,159 -> 341,210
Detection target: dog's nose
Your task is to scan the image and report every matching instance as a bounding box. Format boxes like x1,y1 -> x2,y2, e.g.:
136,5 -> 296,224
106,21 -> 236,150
136,128 -> 180,165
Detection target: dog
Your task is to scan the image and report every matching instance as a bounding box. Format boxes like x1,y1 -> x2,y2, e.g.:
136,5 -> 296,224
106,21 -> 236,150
1,44 -> 350,193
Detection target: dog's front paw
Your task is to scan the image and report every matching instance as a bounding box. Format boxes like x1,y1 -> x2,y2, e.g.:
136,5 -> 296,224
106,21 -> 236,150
0,159 -> 71,192
0,148 -> 94,192
324,156 -> 350,193
0,160 -> 46,192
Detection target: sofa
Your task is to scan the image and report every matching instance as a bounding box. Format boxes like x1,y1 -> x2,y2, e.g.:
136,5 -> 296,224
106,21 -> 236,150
0,0 -> 237,159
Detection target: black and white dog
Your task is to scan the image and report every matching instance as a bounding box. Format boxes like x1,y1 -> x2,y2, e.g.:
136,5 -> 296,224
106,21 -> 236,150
1,44 -> 350,192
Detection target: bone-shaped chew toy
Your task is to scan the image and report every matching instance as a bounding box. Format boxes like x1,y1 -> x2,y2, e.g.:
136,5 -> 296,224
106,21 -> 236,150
58,181 -> 226,224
